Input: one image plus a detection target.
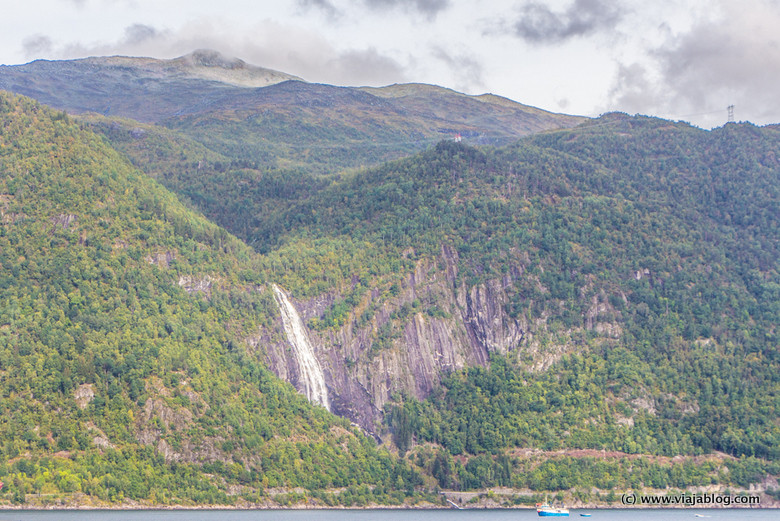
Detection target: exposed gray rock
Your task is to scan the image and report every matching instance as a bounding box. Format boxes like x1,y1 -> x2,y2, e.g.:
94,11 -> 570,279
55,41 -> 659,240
74,383 -> 95,409
256,247 -> 621,434
51,213 -> 77,230
259,250 -> 526,433
146,250 -> 176,268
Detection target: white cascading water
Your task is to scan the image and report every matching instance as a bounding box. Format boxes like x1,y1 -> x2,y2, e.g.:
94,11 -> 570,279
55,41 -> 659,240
271,284 -> 331,411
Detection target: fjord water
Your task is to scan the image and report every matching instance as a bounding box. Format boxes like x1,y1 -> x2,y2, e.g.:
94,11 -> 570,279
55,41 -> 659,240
271,284 -> 331,410
0,510 -> 775,521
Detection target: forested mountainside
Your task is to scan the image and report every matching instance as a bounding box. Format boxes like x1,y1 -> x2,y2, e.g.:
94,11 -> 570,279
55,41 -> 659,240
1,50 -> 779,507
0,93 -> 426,506
388,118 -> 779,491
0,51 -> 583,173
92,103 -> 780,497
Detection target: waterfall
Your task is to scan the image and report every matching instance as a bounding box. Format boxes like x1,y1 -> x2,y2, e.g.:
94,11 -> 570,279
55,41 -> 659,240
271,284 -> 330,411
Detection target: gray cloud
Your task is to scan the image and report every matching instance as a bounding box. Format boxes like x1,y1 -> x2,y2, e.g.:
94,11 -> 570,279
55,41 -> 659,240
431,46 -> 484,93
54,23 -> 171,59
46,19 -> 409,87
364,0 -> 450,18
608,1 -> 780,127
608,62 -> 663,115
22,35 -> 54,58
323,47 -> 407,85
297,0 -> 341,19
513,0 -> 623,44
123,24 -> 160,45
298,0 -> 450,19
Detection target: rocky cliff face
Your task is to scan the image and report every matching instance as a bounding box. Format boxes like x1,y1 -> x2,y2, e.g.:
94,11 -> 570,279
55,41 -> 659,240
261,246 -> 619,434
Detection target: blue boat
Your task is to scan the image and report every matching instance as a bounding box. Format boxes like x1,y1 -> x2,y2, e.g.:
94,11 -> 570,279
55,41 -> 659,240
536,502 -> 570,517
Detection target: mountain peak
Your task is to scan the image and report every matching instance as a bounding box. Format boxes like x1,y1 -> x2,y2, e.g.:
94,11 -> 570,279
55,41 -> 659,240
177,49 -> 248,70
167,49 -> 303,87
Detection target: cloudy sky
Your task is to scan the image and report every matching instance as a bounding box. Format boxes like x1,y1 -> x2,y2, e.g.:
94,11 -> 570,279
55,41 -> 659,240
4,0 -> 780,128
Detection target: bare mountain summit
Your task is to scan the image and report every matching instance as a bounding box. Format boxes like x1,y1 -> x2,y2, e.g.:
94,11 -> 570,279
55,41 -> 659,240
92,49 -> 303,88
0,50 -> 300,122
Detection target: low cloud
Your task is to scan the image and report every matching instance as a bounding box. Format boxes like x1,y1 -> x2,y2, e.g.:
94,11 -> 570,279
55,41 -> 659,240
232,22 -> 409,85
22,35 -> 54,58
364,0 -> 450,19
513,0 -> 623,44
53,22 -> 172,59
608,0 -> 780,126
297,0 -> 341,19
431,46 -> 484,93
40,19 -> 409,87
298,0 -> 450,19
324,47 -> 407,85
123,24 -> 160,45
608,62 -> 665,116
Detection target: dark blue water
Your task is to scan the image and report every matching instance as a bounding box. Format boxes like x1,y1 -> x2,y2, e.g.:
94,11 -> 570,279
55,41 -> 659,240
0,509 -> 775,521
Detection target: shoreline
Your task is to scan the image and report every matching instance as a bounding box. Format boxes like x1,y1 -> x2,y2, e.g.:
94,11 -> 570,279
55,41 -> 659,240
2,485 -> 777,511
0,504 -> 777,511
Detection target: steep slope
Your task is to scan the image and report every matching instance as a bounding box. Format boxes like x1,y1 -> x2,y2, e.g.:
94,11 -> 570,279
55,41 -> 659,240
82,108 -> 779,467
0,93 -> 424,507
380,119 -> 780,491
78,114 -> 326,252
229,116 -> 779,465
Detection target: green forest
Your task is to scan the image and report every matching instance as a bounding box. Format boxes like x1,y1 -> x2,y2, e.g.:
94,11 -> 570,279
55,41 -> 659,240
95,108 -> 779,498
0,93 -> 428,506
0,85 -> 778,507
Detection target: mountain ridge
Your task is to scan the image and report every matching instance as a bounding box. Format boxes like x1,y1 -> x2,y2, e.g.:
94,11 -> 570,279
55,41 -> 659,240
5,49 -> 302,87
0,50 -> 585,172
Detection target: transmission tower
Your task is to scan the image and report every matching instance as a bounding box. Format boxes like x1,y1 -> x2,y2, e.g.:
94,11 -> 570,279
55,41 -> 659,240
727,105 -> 735,123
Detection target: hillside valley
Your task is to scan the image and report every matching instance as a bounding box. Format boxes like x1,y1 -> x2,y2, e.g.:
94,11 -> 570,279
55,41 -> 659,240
0,93 -> 427,506
0,51 -> 778,508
